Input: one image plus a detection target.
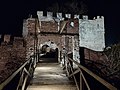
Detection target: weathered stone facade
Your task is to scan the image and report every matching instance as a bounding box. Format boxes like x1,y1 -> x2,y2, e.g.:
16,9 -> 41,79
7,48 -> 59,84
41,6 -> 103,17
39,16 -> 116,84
0,35 -> 26,83
38,34 -> 62,49
23,18 -> 38,58
73,36 -> 80,62
40,21 -> 58,33
65,19 -> 79,34
79,16 -> 105,51
0,36 -> 26,62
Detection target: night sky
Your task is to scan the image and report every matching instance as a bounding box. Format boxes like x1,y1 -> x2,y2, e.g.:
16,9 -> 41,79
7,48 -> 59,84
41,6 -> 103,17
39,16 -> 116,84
0,0 -> 120,45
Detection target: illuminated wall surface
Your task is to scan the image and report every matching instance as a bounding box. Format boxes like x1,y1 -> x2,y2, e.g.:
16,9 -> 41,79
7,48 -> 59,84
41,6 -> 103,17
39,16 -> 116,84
72,36 -> 80,62
79,16 -> 105,51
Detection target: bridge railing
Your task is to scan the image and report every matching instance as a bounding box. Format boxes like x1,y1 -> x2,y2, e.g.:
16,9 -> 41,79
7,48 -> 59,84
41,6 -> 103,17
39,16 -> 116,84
0,55 -> 37,90
64,55 -> 117,90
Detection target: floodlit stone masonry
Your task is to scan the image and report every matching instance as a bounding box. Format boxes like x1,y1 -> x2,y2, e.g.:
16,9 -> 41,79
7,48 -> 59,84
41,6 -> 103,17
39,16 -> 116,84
79,16 -> 105,51
0,35 -> 26,83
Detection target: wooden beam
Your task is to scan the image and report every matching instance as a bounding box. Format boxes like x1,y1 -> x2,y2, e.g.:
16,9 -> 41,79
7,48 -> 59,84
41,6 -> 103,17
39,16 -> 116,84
60,21 -> 67,34
80,69 -> 90,90
22,75 -> 28,90
24,68 -> 31,76
68,69 -> 80,77
39,32 -> 79,35
16,69 -> 25,90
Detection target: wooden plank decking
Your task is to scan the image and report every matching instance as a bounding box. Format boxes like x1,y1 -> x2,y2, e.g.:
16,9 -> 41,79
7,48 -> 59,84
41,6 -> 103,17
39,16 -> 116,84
27,63 -> 77,90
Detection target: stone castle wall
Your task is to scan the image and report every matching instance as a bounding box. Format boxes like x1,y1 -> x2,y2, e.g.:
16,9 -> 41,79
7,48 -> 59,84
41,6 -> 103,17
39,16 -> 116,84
0,35 -> 26,83
79,16 -> 105,51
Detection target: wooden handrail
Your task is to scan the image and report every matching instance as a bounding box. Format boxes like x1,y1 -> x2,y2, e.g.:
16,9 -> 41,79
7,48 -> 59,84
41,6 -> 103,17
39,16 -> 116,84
0,57 -> 33,90
68,57 -> 117,90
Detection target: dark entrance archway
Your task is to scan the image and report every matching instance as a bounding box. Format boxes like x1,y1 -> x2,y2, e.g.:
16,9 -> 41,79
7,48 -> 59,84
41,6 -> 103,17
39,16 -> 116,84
39,42 -> 59,63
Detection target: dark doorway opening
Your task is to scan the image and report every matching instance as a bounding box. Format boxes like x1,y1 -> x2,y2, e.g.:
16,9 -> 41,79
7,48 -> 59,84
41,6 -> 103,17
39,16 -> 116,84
40,47 -> 58,63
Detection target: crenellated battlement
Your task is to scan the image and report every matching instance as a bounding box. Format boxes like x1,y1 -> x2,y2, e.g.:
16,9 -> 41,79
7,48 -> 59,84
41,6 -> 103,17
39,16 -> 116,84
0,34 -> 25,47
57,13 -> 62,20
82,15 -> 88,20
37,11 -> 104,20
65,14 -> 71,18
47,12 -> 53,18
4,35 -> 11,43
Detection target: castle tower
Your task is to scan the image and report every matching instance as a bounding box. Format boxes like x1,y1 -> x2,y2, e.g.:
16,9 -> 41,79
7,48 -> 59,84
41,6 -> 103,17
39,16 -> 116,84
79,16 -> 105,51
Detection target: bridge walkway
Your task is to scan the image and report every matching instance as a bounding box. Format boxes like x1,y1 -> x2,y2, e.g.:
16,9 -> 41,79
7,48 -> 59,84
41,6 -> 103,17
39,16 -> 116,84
27,62 -> 77,90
